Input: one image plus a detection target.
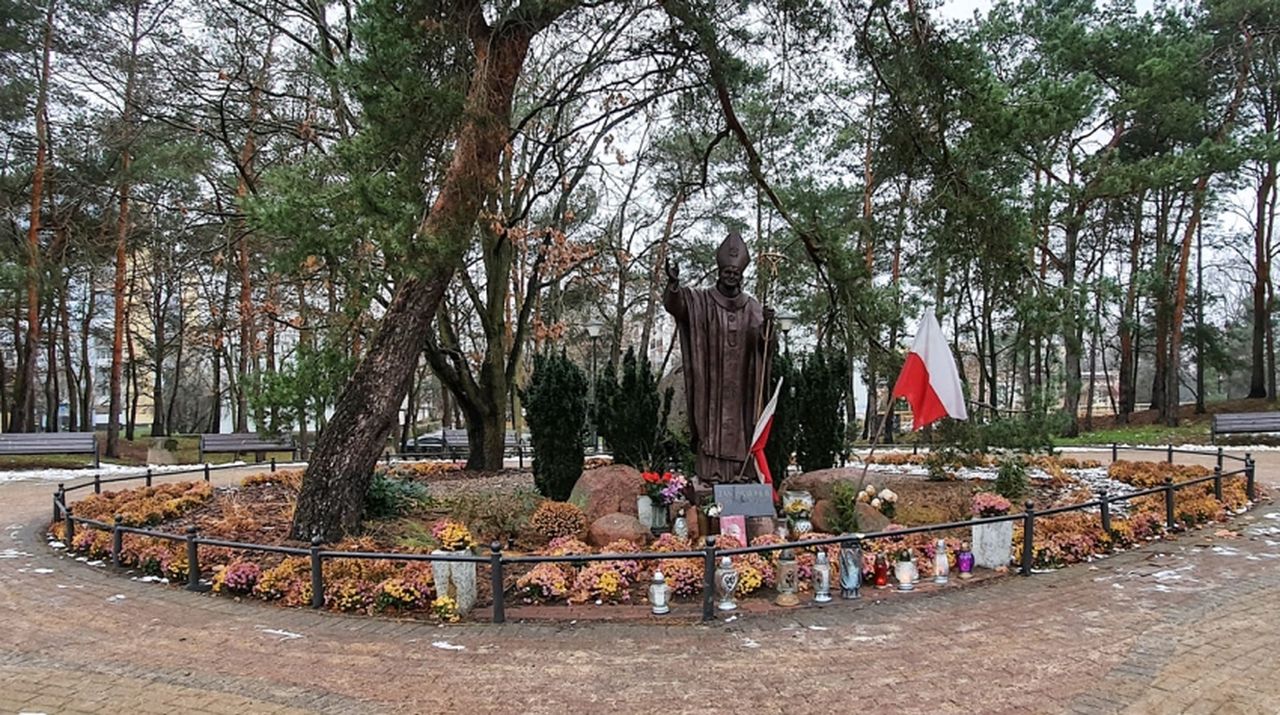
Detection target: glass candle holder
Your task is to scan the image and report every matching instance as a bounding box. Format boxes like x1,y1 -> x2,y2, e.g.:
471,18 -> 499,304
933,538 -> 950,584
957,542 -> 975,579
813,551 -> 832,603
873,553 -> 889,588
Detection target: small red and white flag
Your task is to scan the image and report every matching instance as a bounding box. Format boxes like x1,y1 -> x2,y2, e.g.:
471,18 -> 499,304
749,377 -> 784,490
892,312 -> 969,430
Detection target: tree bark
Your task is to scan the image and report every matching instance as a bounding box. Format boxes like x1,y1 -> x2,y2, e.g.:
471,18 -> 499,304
292,11 -> 552,541
60,269 -> 77,432
107,0 -> 140,456
11,0 -> 55,433
79,271 -> 94,431
1118,192 -> 1143,422
1250,148 -> 1275,397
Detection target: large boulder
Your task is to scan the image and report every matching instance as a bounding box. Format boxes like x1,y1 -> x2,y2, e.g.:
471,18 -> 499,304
812,499 -> 892,534
568,464 -> 646,523
587,513 -> 650,548
781,468 -> 872,502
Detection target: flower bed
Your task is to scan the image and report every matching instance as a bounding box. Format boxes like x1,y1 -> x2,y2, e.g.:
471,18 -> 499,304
49,455 -> 1263,621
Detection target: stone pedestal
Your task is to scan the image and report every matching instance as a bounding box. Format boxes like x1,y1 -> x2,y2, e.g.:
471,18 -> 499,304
432,552 -> 477,614
971,520 -> 1013,570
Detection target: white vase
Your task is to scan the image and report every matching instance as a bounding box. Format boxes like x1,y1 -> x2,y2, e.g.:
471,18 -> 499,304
637,495 -> 654,526
971,520 -> 1014,570
432,550 -> 477,614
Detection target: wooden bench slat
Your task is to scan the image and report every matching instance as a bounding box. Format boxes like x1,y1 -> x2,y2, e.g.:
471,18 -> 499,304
0,432 -> 99,465
1211,412 -> 1280,442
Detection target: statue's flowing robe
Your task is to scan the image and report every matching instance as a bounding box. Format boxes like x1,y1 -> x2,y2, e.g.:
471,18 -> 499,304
664,284 -> 770,484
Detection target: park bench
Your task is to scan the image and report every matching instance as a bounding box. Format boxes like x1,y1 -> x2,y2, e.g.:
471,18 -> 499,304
1211,412 -> 1280,443
198,433 -> 297,463
402,429 -> 528,465
0,432 -> 99,467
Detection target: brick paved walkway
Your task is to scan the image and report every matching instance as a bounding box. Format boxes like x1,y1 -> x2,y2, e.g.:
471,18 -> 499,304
1,452 -> 1278,714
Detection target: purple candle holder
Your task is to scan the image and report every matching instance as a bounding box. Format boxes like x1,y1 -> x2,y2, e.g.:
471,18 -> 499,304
957,542 -> 975,579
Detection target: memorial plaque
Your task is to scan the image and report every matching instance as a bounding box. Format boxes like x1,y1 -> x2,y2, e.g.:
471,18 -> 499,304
714,484 -> 776,517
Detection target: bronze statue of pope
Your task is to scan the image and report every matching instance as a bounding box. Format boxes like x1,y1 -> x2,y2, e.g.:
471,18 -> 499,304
664,231 -> 775,485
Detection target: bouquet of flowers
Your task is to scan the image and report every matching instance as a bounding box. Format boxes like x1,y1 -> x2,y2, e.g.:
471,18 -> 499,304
431,519 -> 474,551
783,499 -> 811,520
856,484 -> 899,519
642,471 -> 688,506
972,492 -> 1012,518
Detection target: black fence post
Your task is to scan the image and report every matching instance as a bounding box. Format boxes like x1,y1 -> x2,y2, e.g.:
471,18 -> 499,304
1246,456 -> 1257,502
1213,465 -> 1223,502
185,526 -> 202,591
63,504 -> 74,543
145,468 -> 153,488
1098,489 -> 1111,536
490,542 -> 505,624
271,457 -> 277,473
1020,503 -> 1035,576
1111,443 -> 1118,463
111,516 -> 123,567
701,535 -> 718,622
310,536 -> 324,609
1166,444 -> 1173,464
1164,477 -> 1177,531
203,463 -> 210,483
54,484 -> 64,523
93,474 -> 101,495
1216,447 -> 1224,472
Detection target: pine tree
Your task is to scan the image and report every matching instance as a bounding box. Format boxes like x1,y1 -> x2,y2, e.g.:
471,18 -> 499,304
522,351 -> 587,501
596,347 -> 674,471
795,348 -> 847,473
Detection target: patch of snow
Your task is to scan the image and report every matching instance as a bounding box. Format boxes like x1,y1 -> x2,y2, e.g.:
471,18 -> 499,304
106,594 -> 126,602
0,461 -> 244,485
846,635 -> 893,643
431,640 -> 465,651
0,548 -> 32,559
1211,546 -> 1240,556
807,625 -> 829,631
261,628 -> 304,641
739,638 -> 761,649
47,541 -> 65,549
31,568 -> 53,574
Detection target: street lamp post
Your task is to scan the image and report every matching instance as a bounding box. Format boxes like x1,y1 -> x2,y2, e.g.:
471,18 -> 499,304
584,320 -> 605,453
776,311 -> 796,354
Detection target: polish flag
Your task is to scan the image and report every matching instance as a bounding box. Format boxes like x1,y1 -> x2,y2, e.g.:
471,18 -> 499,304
892,312 -> 969,430
749,378 -> 784,490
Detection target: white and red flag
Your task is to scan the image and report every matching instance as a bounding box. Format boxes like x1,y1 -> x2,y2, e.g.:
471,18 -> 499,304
892,312 -> 969,430
749,377 -> 784,490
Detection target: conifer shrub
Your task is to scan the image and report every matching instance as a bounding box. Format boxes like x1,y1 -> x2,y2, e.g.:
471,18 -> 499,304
522,350 -> 588,500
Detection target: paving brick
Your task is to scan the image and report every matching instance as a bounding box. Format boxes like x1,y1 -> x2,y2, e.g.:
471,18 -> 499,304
1,455 -> 1279,712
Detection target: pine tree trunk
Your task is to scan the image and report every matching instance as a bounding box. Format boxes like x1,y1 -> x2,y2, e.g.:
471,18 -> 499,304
60,272 -> 77,431
126,323 -> 137,442
1118,193 -> 1143,422
79,272 -> 93,431
291,20 -> 543,541
106,0 -> 139,456
166,288 -> 184,431
44,304 -> 57,431
11,0 -> 55,433
151,279 -> 167,437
